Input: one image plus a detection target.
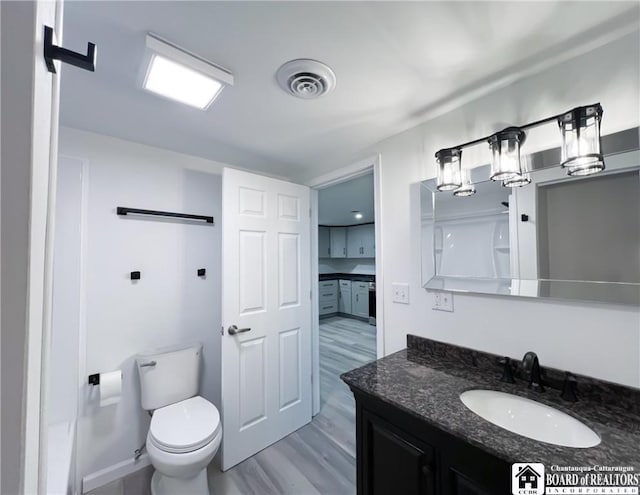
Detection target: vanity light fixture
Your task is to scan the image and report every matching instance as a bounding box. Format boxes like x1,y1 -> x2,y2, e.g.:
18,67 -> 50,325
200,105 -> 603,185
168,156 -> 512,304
434,102 -> 605,197
489,128 -> 526,182
453,169 -> 476,197
502,173 -> 531,188
558,104 -> 604,176
144,33 -> 234,110
435,148 -> 462,191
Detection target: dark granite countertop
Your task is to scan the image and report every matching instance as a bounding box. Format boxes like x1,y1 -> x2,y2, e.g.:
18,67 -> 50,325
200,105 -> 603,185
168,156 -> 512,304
341,335 -> 640,467
319,273 -> 375,283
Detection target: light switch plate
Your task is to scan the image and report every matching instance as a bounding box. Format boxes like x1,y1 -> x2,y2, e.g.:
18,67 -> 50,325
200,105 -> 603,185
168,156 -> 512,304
433,291 -> 454,312
392,283 -> 410,304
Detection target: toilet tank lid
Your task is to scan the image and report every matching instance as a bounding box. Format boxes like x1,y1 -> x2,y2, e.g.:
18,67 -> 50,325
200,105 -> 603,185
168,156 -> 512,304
149,396 -> 220,453
136,342 -> 202,359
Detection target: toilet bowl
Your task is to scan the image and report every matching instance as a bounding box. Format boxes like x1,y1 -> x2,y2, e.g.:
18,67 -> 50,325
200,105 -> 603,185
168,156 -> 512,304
146,396 -> 222,495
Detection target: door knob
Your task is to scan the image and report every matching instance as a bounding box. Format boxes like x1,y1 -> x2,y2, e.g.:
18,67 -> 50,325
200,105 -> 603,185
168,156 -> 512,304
228,325 -> 251,335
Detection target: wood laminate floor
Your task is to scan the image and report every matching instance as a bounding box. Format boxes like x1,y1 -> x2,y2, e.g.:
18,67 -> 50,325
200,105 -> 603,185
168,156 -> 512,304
87,316 -> 376,495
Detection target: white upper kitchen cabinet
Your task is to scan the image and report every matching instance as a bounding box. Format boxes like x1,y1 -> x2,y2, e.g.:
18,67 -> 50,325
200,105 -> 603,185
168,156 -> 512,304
318,226 -> 331,258
347,224 -> 375,258
330,227 -> 347,258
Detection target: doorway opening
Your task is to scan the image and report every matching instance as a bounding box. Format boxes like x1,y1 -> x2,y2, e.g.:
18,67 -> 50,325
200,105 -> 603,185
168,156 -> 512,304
309,156 -> 384,418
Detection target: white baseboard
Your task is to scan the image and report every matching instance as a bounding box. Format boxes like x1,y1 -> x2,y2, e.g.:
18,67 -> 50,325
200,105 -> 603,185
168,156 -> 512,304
81,453 -> 151,493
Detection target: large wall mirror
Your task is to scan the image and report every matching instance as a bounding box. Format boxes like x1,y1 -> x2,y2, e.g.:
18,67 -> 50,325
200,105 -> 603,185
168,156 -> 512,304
420,128 -> 640,305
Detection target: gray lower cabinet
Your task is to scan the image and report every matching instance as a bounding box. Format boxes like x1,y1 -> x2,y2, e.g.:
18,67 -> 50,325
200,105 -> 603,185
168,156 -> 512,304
339,280 -> 352,314
351,282 -> 369,318
319,280 -> 338,315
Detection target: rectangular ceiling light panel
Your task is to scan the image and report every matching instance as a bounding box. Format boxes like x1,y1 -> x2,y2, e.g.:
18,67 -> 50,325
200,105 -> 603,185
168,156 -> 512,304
144,33 -> 234,110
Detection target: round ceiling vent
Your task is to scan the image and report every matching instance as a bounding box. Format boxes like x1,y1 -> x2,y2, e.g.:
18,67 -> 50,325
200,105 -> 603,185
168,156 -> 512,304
276,59 -> 336,99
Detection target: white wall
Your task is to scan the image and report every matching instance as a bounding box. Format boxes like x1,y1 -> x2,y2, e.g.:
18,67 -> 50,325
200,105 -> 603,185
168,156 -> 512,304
319,258 -> 376,275
344,31 -> 640,386
58,128 -> 223,484
49,157 -> 83,425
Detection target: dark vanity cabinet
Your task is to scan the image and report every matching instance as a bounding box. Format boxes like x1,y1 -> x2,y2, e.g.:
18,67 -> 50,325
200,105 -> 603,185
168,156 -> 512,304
353,389 -> 510,495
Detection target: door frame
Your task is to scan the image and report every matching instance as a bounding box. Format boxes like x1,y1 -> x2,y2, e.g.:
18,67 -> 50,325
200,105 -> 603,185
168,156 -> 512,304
1,2 -> 62,493
307,154 -> 384,416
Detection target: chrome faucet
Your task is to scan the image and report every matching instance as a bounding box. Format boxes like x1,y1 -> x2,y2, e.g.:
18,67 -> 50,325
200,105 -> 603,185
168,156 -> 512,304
522,352 -> 545,392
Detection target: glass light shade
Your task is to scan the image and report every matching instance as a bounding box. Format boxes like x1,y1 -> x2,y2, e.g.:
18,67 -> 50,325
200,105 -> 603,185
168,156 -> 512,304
489,128 -> 526,181
453,169 -> 476,197
502,173 -> 531,188
436,149 -> 462,191
558,104 -> 604,176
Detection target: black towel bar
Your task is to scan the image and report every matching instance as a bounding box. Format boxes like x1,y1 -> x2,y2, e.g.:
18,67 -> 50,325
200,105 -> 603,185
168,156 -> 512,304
117,207 -> 214,224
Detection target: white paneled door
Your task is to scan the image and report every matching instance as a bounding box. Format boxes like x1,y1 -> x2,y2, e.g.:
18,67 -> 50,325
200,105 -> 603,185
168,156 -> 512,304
221,168 -> 312,470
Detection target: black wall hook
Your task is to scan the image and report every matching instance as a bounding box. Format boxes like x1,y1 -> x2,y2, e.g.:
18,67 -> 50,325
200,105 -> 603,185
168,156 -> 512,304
130,271 -> 141,280
44,25 -> 96,74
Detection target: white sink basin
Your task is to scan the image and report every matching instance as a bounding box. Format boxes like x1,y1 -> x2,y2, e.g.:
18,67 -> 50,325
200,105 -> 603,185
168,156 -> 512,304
460,390 -> 600,448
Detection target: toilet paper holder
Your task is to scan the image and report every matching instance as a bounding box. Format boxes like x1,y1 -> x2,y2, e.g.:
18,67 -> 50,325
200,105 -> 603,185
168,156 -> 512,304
88,372 -> 124,386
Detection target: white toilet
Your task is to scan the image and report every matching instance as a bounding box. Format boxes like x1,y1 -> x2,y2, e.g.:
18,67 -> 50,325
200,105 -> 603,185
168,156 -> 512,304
136,343 -> 221,495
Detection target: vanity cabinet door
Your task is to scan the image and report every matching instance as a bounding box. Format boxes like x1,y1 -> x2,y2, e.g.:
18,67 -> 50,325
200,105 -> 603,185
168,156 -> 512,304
361,410 -> 435,495
440,441 -> 509,495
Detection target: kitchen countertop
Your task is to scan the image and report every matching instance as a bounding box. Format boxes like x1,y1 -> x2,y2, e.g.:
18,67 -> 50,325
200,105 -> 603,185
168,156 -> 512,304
341,335 -> 640,467
319,273 -> 375,283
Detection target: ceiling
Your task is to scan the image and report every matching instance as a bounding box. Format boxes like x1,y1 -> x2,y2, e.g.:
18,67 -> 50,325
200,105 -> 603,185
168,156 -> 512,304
60,1 -> 637,182
319,174 -> 374,226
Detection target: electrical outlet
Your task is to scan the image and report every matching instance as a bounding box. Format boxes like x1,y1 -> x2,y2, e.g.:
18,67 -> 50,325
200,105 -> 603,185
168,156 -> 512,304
433,291 -> 454,312
392,283 -> 410,304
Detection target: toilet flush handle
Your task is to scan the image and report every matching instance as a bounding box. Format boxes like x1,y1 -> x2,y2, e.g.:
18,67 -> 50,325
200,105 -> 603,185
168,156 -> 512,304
228,325 -> 251,336
139,361 -> 156,368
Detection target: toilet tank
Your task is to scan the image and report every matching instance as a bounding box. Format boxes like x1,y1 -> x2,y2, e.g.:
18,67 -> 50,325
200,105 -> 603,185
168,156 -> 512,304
136,343 -> 202,411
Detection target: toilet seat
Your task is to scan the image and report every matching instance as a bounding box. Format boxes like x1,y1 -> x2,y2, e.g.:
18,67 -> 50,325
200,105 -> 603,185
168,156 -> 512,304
149,396 -> 220,454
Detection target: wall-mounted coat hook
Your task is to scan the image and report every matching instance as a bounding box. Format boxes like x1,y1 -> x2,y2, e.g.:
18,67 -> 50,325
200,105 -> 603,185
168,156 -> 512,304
44,25 -> 96,74
521,214 -> 529,222
130,271 -> 141,280
88,374 -> 100,386
197,268 -> 206,277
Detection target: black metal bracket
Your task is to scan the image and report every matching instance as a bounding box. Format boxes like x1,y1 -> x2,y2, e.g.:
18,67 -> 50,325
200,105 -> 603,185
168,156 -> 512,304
197,268 -> 206,277
130,271 -> 141,280
44,25 -> 96,74
117,207 -> 214,224
521,214 -> 529,222
88,373 -> 100,386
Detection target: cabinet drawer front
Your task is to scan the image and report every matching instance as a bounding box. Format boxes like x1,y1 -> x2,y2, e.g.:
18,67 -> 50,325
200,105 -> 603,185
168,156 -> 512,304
339,280 -> 352,288
319,291 -> 338,301
319,302 -> 338,315
319,280 -> 338,290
